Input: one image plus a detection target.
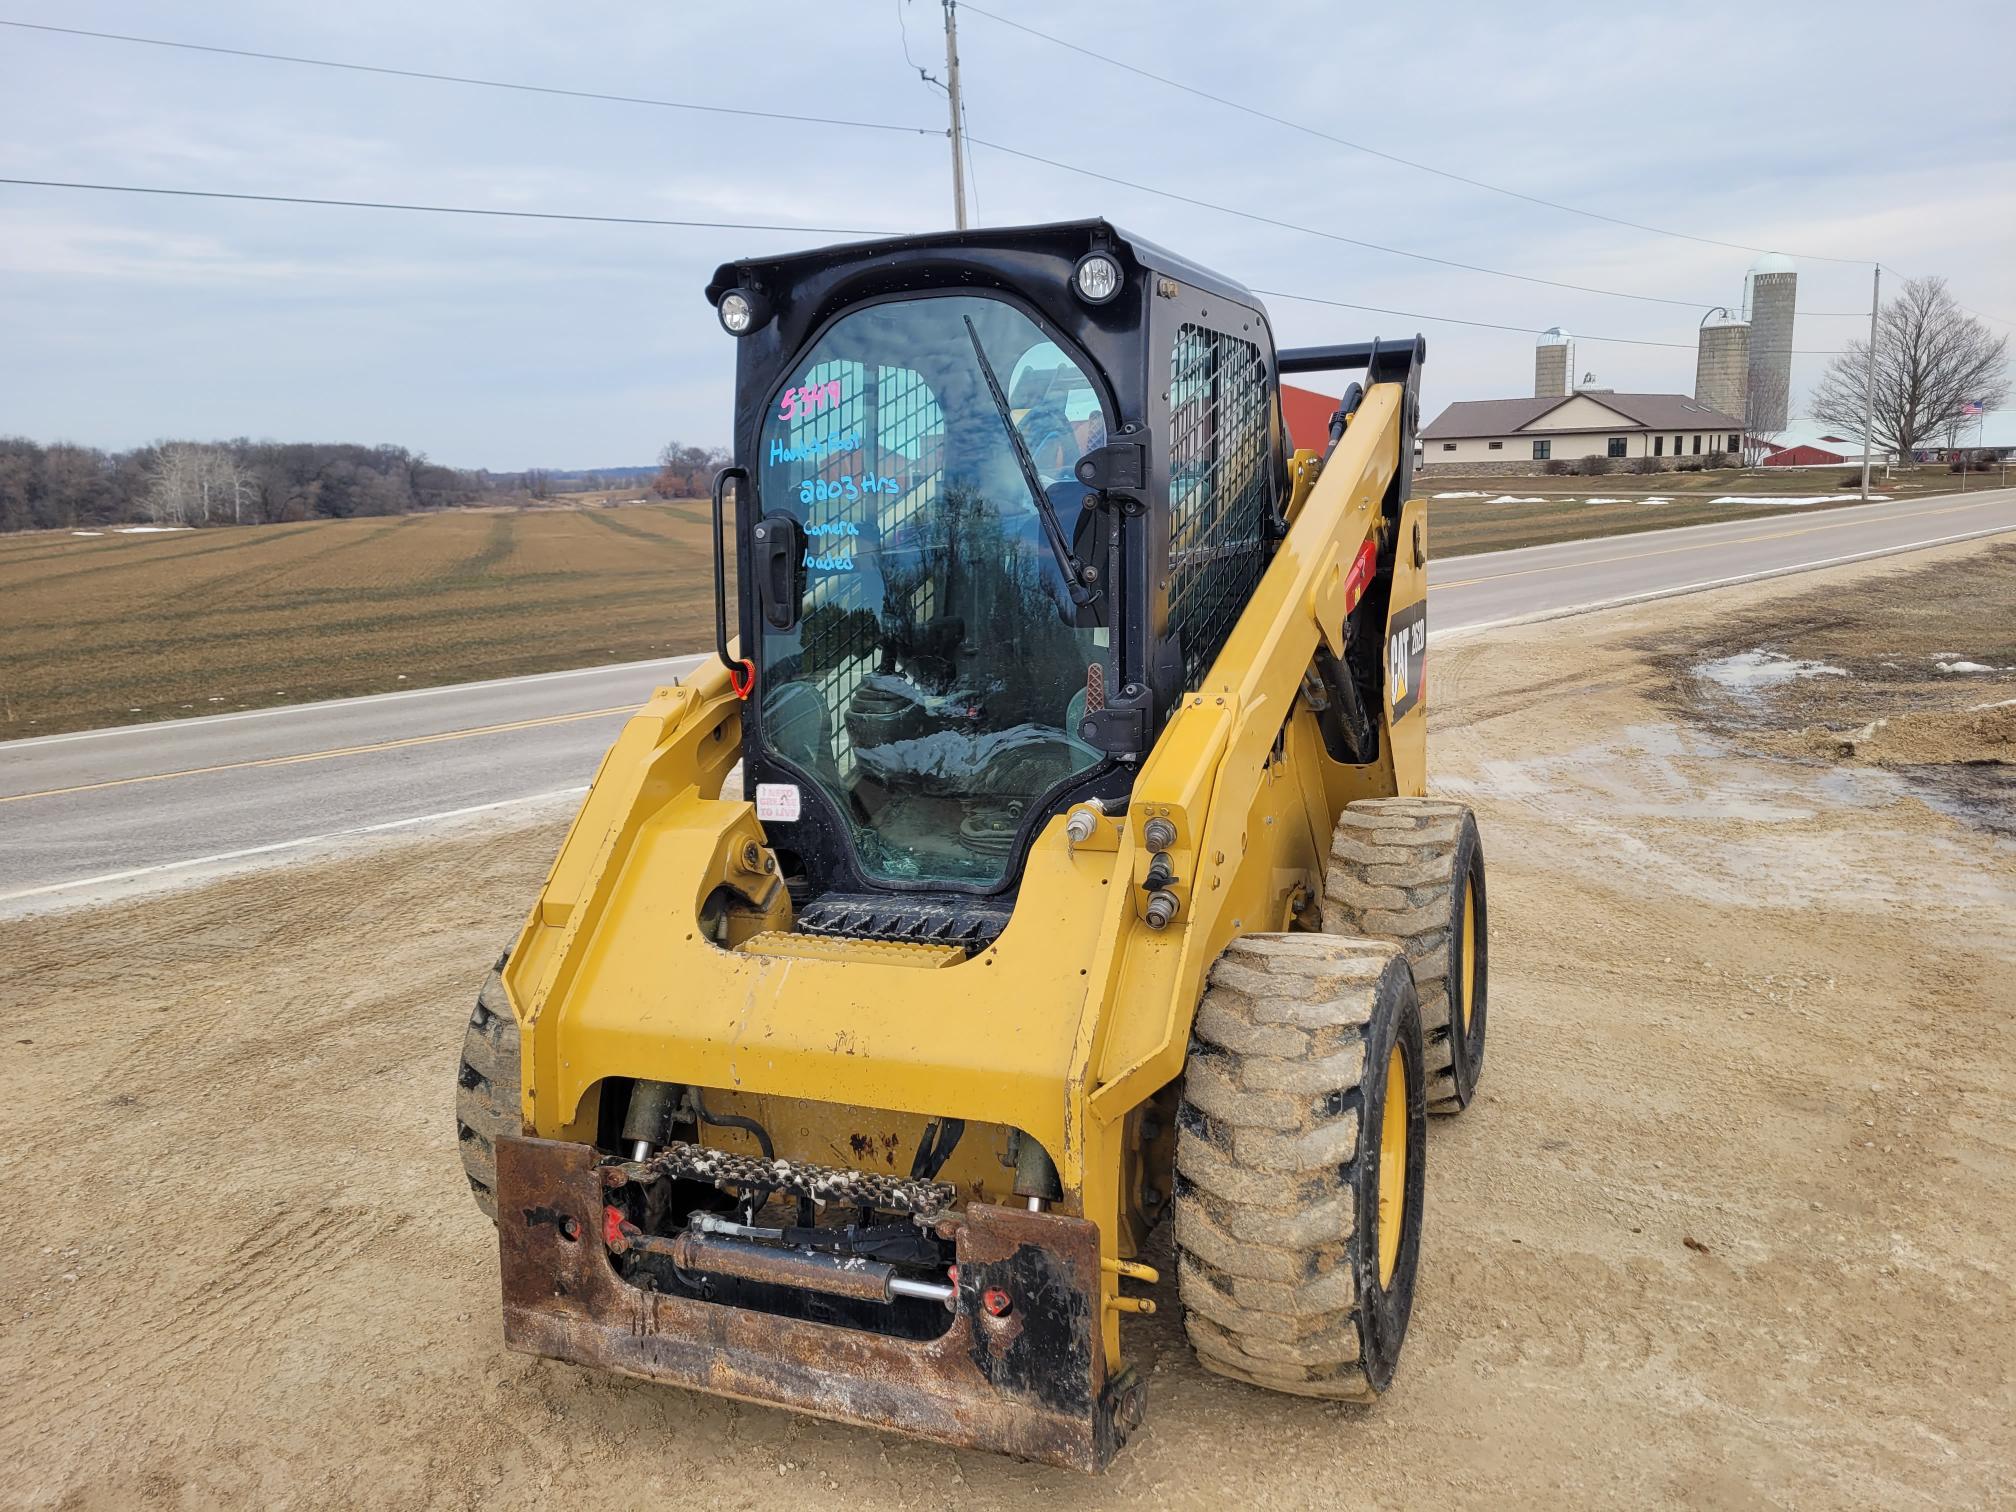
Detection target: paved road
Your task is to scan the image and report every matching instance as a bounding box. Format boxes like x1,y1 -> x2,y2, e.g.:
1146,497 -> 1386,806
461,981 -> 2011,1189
4,488 -> 2012,910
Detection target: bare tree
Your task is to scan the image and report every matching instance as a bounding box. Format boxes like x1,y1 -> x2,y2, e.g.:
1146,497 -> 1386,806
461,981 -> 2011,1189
1742,366 -> 1789,465
144,443 -> 254,524
652,441 -> 729,499
1809,277 -> 2010,460
144,444 -> 199,524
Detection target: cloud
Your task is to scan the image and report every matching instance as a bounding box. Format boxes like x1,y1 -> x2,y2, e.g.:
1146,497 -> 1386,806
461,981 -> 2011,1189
0,0 -> 2009,468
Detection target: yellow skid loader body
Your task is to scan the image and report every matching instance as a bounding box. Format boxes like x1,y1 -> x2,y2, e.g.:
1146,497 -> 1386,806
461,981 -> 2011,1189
496,378 -> 1428,1460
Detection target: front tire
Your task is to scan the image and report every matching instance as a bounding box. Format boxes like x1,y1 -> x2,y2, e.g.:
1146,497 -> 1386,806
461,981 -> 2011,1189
1173,933 -> 1426,1400
455,951 -> 522,1223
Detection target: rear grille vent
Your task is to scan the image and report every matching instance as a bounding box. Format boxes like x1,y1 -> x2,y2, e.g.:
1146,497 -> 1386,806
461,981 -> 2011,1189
795,894 -> 1012,953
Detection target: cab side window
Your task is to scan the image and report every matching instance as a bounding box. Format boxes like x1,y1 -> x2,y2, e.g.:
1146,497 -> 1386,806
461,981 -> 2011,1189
1167,323 -> 1273,690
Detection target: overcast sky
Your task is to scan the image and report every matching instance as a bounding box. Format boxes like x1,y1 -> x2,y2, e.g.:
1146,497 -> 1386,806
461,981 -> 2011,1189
2,0 -> 2011,469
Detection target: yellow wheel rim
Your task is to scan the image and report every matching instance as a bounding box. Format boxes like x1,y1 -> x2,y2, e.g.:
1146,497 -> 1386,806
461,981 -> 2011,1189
1460,883 -> 1477,1032
1376,1042 -> 1408,1288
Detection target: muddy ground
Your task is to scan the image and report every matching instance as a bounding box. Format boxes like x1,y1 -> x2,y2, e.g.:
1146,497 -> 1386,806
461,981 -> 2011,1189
3,539 -> 2013,1510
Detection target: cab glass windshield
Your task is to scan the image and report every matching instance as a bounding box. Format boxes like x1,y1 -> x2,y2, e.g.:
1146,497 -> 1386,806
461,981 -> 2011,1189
754,295 -> 1111,884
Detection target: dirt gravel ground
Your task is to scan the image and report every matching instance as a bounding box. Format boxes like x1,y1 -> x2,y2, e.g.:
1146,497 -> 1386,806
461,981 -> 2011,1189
3,539 -> 2013,1510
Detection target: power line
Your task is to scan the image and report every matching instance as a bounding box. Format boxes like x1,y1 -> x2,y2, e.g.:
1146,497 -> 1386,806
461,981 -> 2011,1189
1256,289 -> 1841,356
958,2 -> 1872,267
967,135 -> 1726,311
5,175 -> 1844,356
0,19 -> 944,140
10,13 -> 1880,320
893,0 -> 939,87
0,177 -> 900,236
961,97 -> 982,222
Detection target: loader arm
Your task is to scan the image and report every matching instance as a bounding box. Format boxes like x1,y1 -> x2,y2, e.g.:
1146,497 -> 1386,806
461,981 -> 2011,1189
1079,362 -> 1428,1125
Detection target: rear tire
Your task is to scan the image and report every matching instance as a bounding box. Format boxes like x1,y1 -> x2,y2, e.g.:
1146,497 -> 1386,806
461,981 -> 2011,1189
455,951 -> 522,1223
1322,799 -> 1488,1114
1173,933 -> 1426,1401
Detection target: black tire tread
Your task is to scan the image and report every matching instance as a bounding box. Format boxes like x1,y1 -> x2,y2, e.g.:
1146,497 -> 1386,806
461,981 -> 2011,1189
455,960 -> 522,1223
1322,798 -> 1483,1113
1173,932 -> 1412,1402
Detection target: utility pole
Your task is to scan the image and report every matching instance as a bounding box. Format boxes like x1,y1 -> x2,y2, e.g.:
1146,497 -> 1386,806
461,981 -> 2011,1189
942,1 -> 968,230
1858,264 -> 1879,503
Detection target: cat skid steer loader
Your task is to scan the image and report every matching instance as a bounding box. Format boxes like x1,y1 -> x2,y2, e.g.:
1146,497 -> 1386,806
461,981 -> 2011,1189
455,220 -> 1490,1471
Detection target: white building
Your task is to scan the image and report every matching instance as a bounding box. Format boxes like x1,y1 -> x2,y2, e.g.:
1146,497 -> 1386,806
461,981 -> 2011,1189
1420,392 -> 1745,470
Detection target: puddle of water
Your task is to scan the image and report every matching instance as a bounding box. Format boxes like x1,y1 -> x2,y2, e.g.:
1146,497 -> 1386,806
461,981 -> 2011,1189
1693,649 -> 1847,705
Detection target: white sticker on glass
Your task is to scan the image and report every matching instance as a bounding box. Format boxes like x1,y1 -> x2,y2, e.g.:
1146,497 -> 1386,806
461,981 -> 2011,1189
755,783 -> 802,823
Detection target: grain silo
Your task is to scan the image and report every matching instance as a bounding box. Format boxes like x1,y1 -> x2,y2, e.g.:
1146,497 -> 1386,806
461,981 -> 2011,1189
1534,327 -> 1572,398
1741,253 -> 1796,431
1695,312 -> 1750,426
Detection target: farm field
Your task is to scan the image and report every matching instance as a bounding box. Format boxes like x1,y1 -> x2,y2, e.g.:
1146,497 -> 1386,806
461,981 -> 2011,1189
0,503 -> 719,738
2,479 -> 1984,738
1422,464 -> 1981,557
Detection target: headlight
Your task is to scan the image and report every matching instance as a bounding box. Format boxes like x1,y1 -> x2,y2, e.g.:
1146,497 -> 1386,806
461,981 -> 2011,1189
718,289 -> 761,335
1073,252 -> 1123,305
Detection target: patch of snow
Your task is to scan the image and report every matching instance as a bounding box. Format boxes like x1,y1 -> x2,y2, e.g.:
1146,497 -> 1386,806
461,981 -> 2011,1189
1432,491 -> 1490,499
1581,497 -> 1629,504
1638,496 -> 1673,505
1969,698 -> 2016,712
1707,494 -> 1888,506
70,530 -> 104,537
1693,649 -> 1848,701
112,525 -> 193,534
1935,660 -> 1995,674
1485,495 -> 1545,505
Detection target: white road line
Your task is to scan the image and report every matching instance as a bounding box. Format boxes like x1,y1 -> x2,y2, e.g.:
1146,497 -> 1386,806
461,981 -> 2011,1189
1432,521 -> 2016,640
0,785 -> 587,904
0,655 -> 706,751
1426,486 -> 2007,570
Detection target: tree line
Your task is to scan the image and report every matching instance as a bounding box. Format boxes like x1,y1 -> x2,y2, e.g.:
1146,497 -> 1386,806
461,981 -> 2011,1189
650,442 -> 731,499
0,438 -> 551,534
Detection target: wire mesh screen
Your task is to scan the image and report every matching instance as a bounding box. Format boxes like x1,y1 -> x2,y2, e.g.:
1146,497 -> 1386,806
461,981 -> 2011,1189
1167,323 -> 1274,690
783,361 -> 944,775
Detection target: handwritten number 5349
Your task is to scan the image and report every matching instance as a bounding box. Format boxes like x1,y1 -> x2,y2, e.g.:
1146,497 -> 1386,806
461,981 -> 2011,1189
779,379 -> 843,423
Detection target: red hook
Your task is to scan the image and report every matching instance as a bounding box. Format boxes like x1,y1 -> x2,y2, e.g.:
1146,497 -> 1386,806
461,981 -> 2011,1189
729,658 -> 757,700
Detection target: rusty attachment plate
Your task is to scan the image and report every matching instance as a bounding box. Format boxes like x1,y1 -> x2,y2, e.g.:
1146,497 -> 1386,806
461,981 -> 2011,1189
498,1136 -> 1140,1472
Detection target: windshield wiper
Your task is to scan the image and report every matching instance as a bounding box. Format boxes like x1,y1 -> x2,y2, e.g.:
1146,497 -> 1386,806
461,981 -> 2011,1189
962,315 -> 1095,607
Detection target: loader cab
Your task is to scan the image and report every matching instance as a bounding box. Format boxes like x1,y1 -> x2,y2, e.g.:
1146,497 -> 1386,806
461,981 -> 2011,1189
706,220 -> 1290,926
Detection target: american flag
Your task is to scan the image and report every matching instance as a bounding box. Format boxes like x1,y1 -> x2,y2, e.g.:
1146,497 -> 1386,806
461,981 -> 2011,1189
1960,400 -> 1986,417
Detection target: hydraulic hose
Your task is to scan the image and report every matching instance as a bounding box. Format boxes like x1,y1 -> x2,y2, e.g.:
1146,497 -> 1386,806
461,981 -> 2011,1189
691,1088 -> 776,1215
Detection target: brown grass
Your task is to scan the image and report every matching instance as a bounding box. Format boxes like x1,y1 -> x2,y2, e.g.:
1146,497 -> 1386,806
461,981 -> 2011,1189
1426,465 -> 1967,558
0,503 -> 719,737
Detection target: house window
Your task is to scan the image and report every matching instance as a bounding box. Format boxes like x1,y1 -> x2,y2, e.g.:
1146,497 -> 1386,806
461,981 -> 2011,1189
1692,434 -> 1702,455
1532,440 -> 1551,460
1488,441 -> 1503,451
1607,437 -> 1627,458
1654,435 -> 1664,457
1673,435 -> 1683,455
1727,433 -> 1739,452
1441,442 -> 1455,451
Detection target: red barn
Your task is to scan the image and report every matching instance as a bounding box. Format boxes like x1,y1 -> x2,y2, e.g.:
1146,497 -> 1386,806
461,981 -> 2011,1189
1761,443 -> 1846,467
1280,383 -> 1340,452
